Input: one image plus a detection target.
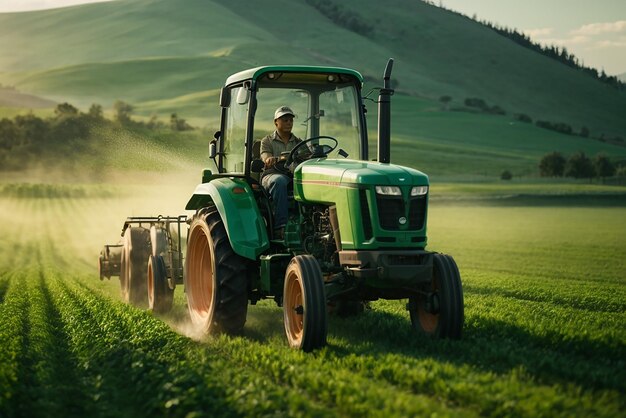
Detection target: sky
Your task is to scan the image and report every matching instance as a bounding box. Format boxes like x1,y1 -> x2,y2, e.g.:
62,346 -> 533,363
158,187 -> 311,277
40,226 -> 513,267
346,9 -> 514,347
1,0 -> 625,76
439,0 -> 626,76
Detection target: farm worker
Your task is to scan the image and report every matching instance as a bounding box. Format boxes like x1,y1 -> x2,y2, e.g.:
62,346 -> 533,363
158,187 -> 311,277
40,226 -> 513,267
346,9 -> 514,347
260,106 -> 302,239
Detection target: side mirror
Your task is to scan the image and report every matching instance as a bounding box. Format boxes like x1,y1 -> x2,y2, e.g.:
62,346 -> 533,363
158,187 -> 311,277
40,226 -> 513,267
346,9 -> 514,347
236,87 -> 250,105
209,140 -> 217,159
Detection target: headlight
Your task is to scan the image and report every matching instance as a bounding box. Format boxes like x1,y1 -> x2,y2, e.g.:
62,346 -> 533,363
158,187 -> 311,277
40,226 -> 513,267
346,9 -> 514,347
375,186 -> 401,196
411,186 -> 428,196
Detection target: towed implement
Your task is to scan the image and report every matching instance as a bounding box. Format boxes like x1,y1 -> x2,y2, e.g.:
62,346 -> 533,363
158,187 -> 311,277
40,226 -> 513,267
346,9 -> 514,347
100,59 -> 464,351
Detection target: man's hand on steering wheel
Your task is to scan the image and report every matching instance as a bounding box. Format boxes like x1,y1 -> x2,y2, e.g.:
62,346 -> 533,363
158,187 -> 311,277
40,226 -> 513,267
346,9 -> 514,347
264,156 -> 279,169
285,136 -> 338,167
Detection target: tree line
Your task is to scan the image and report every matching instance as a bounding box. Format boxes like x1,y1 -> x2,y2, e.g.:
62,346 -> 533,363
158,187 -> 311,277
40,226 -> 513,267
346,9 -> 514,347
305,0 -> 374,37
539,151 -> 624,182
0,101 -> 192,170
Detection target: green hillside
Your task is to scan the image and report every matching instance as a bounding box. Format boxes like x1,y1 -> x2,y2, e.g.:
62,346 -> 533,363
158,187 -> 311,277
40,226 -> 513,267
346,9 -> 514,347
1,0 -> 625,178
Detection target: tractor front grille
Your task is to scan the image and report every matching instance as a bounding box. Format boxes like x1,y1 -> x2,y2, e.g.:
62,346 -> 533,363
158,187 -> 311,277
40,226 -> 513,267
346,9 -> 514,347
376,196 -> 404,230
409,196 -> 427,230
375,195 -> 427,231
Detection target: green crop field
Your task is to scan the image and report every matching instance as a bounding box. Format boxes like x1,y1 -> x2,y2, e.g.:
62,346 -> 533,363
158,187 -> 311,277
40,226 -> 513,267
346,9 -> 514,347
1,182 -> 624,417
1,1 -> 625,416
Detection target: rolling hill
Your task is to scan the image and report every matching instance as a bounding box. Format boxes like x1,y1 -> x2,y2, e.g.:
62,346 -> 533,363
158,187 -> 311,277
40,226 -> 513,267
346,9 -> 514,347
1,0 -> 625,178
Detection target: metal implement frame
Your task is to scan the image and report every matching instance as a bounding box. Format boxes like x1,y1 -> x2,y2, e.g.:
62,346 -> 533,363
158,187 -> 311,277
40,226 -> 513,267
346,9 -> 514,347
122,215 -> 188,286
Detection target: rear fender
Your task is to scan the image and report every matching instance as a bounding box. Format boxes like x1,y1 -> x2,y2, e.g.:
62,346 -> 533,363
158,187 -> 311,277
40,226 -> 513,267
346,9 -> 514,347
185,177 -> 269,260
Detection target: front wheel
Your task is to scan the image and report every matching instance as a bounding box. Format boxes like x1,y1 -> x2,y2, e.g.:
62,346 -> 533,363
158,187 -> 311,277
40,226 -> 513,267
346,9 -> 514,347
185,209 -> 248,335
283,255 -> 327,351
409,253 -> 464,339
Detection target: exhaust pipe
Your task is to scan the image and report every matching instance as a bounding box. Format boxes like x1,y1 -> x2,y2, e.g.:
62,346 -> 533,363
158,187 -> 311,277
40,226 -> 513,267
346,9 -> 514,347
377,58 -> 394,164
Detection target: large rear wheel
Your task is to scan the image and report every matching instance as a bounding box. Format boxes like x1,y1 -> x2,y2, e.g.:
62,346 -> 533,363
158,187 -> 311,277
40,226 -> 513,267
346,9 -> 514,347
120,226 -> 150,306
185,209 -> 248,335
283,255 -> 327,351
409,253 -> 464,339
147,255 -> 174,314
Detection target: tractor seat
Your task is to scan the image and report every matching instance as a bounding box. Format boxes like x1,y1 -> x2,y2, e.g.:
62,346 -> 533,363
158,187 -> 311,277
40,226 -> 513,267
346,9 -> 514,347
250,140 -> 263,182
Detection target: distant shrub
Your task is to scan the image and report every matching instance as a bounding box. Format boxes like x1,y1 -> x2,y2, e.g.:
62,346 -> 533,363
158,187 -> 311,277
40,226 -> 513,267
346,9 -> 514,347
439,95 -> 452,110
565,151 -> 595,180
535,120 -> 573,135
593,154 -> 615,181
515,113 -> 532,123
464,97 -> 488,110
488,105 -> 506,115
170,113 -> 193,131
539,151 -> 566,177
500,170 -> 513,180
463,98 -> 506,116
579,126 -> 590,138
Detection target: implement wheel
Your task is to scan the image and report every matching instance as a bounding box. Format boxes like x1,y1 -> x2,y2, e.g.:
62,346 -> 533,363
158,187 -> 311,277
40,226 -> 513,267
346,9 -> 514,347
185,209 -> 248,335
409,253 -> 464,339
120,226 -> 150,306
148,255 -> 173,314
283,255 -> 327,351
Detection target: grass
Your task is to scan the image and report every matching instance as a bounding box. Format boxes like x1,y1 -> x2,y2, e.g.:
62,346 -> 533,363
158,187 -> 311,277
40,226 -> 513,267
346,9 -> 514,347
0,180 -> 624,416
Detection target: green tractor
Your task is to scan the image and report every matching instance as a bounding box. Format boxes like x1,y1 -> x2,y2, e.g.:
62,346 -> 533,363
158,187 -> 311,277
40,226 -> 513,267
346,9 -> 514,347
99,59 -> 464,351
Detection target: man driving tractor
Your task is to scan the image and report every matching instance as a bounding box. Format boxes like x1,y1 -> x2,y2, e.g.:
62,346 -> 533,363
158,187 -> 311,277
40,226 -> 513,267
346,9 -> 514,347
260,106 -> 302,238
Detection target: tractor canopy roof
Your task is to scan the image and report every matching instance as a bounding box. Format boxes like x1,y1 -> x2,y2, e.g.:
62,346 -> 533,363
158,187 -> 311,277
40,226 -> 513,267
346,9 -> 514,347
225,65 -> 364,88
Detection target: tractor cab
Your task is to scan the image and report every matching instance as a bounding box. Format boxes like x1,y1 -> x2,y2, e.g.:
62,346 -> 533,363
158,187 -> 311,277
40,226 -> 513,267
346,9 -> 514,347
210,66 -> 368,178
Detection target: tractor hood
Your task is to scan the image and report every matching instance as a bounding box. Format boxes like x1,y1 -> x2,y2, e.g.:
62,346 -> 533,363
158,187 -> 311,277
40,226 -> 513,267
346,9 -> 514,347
293,158 -> 428,204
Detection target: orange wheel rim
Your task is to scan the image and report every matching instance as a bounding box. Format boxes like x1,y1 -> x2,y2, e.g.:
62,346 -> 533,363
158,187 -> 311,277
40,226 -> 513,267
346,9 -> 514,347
187,224 -> 214,324
285,271 -> 304,343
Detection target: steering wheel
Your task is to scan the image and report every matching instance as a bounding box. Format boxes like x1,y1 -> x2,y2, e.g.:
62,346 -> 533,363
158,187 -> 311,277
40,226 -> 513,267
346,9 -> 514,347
285,136 -> 338,167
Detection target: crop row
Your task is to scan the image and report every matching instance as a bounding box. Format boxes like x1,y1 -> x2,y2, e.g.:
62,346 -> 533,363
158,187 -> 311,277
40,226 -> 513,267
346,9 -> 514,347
1,194 -> 625,417
1,259 -> 623,417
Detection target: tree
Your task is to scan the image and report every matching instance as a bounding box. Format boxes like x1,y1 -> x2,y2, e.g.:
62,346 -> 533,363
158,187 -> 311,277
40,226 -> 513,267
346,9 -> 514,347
439,95 -> 452,110
49,116 -> 89,142
500,170 -> 513,180
464,97 -> 488,110
579,126 -> 590,138
88,103 -> 104,120
0,118 -> 19,150
539,151 -> 566,177
593,154 -> 615,182
170,113 -> 192,131
113,100 -> 134,125
54,102 -> 79,118
565,151 -> 595,180
14,114 -> 48,145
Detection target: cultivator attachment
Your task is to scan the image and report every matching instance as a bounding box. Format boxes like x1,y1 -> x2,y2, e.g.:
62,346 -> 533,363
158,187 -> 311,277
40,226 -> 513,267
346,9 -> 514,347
99,215 -> 187,312
98,244 -> 123,279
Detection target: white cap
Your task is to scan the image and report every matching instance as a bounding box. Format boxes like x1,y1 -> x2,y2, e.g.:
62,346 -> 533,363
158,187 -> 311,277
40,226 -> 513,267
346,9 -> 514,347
274,106 -> 295,120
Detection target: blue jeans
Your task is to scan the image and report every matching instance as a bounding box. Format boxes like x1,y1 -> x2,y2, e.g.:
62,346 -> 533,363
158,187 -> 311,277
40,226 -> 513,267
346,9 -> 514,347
261,173 -> 290,229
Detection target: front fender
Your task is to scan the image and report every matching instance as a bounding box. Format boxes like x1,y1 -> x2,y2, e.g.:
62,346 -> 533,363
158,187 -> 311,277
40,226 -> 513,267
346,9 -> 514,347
185,177 -> 269,260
